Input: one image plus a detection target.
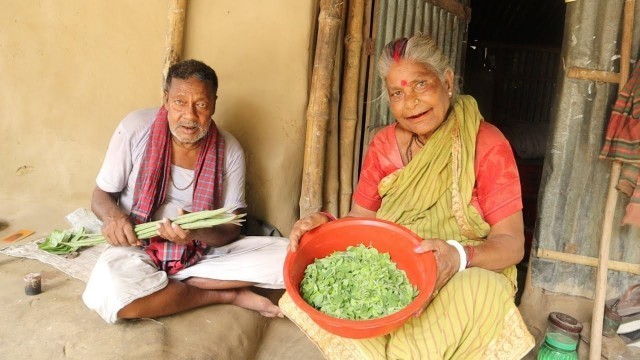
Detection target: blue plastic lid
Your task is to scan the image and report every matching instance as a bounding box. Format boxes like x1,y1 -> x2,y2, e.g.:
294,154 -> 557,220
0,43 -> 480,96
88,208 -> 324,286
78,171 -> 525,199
545,333 -> 577,351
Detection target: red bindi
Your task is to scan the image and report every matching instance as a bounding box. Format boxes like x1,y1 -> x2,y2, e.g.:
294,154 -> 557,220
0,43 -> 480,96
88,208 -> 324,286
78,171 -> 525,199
400,80 -> 407,86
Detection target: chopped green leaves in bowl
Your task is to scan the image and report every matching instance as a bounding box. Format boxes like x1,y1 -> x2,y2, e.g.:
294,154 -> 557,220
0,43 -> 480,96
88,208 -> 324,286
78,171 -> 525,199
300,244 -> 419,320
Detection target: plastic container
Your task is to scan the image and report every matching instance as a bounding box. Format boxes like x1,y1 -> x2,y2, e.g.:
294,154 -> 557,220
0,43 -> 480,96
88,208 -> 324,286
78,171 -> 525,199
546,312 -> 582,346
537,333 -> 578,360
537,312 -> 583,360
283,217 -> 437,339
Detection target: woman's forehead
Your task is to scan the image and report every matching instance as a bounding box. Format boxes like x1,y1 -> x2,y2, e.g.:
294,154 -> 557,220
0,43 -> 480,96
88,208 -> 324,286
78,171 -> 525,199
387,61 -> 438,83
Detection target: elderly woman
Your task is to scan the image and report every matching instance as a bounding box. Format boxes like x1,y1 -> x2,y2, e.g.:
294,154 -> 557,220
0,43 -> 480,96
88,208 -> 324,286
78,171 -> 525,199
281,35 -> 535,359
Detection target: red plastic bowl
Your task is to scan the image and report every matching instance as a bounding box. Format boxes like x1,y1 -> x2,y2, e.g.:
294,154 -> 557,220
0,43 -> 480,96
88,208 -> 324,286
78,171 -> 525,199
284,217 -> 437,339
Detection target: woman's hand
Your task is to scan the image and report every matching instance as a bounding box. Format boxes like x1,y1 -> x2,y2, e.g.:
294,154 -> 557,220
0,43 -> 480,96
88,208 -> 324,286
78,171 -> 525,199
411,212 -> 526,317
287,213 -> 332,252
288,204 -> 377,252
411,239 -> 461,317
414,239 -> 461,297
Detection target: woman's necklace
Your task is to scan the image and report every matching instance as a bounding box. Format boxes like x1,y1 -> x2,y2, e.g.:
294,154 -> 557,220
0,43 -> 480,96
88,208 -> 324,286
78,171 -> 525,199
405,133 -> 426,163
170,173 -> 195,191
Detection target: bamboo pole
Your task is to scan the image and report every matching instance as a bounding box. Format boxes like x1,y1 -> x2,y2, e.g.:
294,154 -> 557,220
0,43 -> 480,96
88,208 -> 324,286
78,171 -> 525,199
589,1 -> 635,358
358,0 -> 381,190
352,0 -> 376,199
323,2 -> 347,216
299,0 -> 345,217
428,0 -> 471,22
338,0 -> 366,217
537,248 -> 640,275
567,67 -> 621,84
161,0 -> 188,87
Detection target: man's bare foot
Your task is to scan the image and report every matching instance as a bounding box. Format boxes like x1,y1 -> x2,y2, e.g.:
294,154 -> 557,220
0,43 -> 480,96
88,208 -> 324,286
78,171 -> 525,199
230,288 -> 283,318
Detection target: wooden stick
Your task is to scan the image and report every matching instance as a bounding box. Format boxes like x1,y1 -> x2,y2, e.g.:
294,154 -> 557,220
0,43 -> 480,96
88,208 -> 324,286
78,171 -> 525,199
299,0 -> 345,217
537,247 -> 640,275
351,0 -> 375,212
359,0 -> 381,177
590,161 -> 622,360
428,0 -> 471,22
338,0 -> 365,217
618,0 -> 634,83
323,2 -> 347,216
590,1 -> 635,358
161,0 -> 188,86
567,67 -> 620,84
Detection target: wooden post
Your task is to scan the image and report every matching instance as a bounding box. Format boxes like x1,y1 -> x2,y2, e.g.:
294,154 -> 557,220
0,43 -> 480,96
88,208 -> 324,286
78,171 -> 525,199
299,0 -> 345,217
589,1 -> 635,358
323,2 -> 347,216
338,0 -> 365,217
161,0 -> 188,88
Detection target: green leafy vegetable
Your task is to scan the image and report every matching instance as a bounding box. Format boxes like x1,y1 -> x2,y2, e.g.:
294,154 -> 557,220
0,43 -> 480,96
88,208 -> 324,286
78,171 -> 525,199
300,244 -> 419,320
38,208 -> 245,255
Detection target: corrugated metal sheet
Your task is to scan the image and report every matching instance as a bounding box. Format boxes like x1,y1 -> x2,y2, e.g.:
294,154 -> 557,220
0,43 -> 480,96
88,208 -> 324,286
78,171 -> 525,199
364,0 -> 470,137
530,0 -> 640,299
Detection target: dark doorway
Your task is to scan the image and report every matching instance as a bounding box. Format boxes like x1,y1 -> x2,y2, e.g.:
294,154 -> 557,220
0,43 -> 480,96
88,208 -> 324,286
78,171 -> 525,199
462,0 -> 566,303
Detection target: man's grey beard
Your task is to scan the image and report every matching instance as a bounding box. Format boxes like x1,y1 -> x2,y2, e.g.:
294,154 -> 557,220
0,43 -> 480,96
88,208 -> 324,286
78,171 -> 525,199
170,119 -> 211,144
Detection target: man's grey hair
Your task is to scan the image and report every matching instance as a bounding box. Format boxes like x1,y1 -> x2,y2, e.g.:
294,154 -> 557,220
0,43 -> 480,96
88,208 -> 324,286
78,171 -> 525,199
164,59 -> 218,93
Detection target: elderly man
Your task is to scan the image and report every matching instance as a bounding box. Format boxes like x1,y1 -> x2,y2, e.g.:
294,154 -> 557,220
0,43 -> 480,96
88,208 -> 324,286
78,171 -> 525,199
83,59 -> 287,324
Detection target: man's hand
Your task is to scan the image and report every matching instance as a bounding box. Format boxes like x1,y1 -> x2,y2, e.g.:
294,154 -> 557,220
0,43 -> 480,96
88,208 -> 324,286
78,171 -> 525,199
156,208 -> 197,245
102,213 -> 140,247
92,187 -> 140,247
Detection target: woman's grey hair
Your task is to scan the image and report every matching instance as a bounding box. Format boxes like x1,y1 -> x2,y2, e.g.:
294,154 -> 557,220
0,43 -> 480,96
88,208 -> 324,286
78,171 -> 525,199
164,59 -> 218,94
377,35 -> 459,99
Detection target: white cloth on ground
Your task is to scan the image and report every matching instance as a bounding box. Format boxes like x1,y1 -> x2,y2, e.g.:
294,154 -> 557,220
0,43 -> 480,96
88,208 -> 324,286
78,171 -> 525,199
82,236 -> 289,324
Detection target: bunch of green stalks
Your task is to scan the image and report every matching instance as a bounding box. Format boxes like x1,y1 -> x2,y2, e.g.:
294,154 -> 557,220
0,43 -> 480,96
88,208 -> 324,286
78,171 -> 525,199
38,208 -> 245,255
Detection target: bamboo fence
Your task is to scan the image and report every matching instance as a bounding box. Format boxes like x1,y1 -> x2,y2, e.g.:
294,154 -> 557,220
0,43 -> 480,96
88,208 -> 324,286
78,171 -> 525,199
323,2 -> 347,216
299,0 -> 345,217
161,0 -> 187,88
338,0 -> 366,217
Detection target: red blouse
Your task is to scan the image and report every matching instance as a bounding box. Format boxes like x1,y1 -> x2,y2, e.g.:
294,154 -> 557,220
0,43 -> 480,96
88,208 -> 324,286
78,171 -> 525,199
353,122 -> 522,226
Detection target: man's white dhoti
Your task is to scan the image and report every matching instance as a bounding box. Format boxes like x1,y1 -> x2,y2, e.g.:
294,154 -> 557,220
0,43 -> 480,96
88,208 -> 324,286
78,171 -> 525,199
82,236 -> 289,324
